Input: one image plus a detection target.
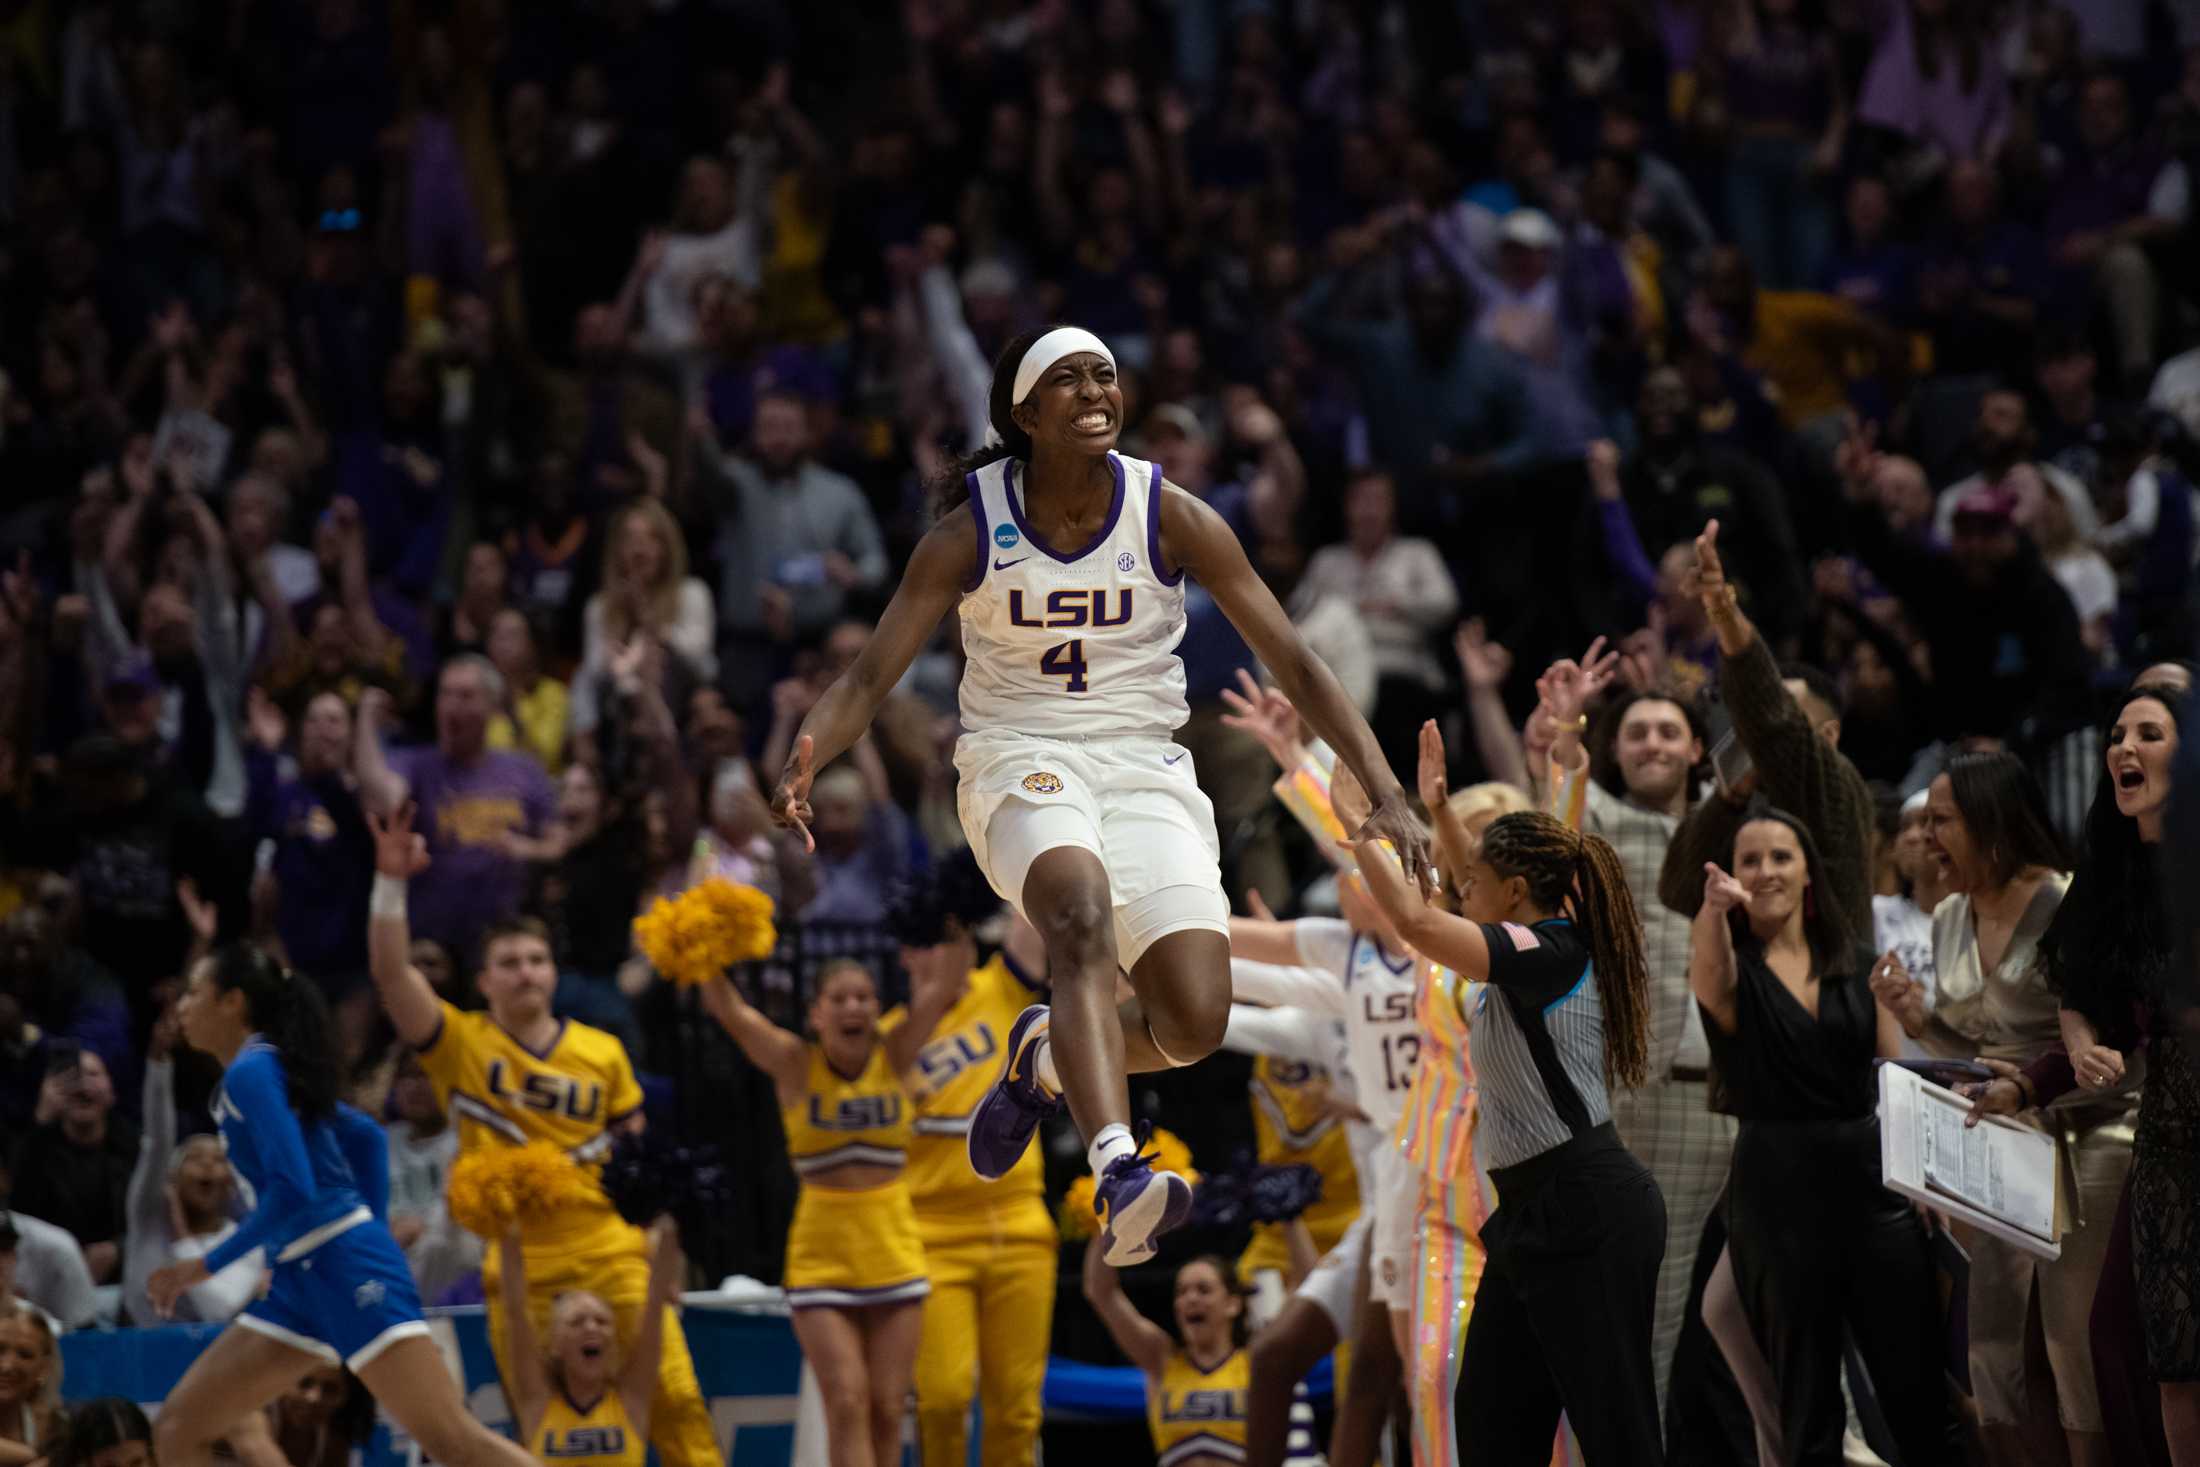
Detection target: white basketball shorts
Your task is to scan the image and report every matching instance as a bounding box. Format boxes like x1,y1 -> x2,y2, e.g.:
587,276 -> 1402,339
1298,1210 -> 1371,1337
1365,1136 -> 1417,1309
955,728 -> 1229,968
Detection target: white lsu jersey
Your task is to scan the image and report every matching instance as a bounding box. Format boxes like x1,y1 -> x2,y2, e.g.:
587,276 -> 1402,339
1293,918 -> 1422,1137
957,452 -> 1189,739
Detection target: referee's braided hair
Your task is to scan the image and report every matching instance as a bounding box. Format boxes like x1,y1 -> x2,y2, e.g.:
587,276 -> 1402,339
1478,811 -> 1651,1090
929,325 -> 1062,517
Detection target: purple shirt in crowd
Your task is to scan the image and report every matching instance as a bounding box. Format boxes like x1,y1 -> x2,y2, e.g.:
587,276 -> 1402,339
391,746 -> 556,964
245,749 -> 376,982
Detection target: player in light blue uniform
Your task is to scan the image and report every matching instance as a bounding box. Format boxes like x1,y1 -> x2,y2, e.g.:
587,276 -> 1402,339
149,944 -> 544,1467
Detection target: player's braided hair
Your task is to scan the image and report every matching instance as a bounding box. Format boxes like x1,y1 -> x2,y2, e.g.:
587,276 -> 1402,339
1478,812 -> 1651,1090
205,943 -> 341,1117
929,325 -> 1061,516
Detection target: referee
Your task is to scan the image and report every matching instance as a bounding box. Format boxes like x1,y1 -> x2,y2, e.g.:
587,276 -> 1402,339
1353,810 -> 1666,1464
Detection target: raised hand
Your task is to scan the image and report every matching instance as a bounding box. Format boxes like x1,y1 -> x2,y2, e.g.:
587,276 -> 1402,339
1869,949 -> 1928,1036
1416,718 -> 1450,813
1686,519 -> 1734,621
1585,439 -> 1623,502
176,877 -> 218,947
1617,607 -> 1668,694
357,685 -> 395,735
1351,789 -> 1435,898
245,685 -> 288,753
1700,862 -> 1750,918
1535,636 -> 1615,733
771,734 -> 818,851
1343,823 -> 1425,925
1452,618 -> 1512,692
367,802 -> 433,880
1217,668 -> 1303,770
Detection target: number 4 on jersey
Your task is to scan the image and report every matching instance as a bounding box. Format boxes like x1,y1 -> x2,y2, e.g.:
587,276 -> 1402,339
1041,638 -> 1089,693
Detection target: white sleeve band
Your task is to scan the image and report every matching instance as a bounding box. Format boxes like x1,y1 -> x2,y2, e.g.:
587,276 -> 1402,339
370,874 -> 409,920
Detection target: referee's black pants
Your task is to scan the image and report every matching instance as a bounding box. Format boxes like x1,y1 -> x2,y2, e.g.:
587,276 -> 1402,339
1455,1122 -> 1668,1465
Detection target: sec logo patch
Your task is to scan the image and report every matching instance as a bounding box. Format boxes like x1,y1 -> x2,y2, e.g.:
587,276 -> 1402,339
1022,772 -> 1064,794
1117,551 -> 1136,572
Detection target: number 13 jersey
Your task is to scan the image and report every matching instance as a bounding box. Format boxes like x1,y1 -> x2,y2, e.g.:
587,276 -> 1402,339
957,452 -> 1189,739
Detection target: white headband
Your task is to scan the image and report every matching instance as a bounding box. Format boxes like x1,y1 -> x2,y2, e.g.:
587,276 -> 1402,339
984,328 -> 1116,446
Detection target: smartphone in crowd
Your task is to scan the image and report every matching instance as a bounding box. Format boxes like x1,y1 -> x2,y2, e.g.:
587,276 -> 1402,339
1700,690 -> 1755,799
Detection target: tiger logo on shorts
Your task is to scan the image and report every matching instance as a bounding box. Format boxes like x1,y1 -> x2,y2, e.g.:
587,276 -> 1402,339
1022,771 -> 1064,794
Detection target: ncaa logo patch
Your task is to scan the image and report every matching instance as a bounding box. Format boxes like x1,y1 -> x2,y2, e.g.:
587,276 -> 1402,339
354,1280 -> 386,1310
1022,771 -> 1064,795
994,523 -> 1021,550
1117,551 -> 1136,572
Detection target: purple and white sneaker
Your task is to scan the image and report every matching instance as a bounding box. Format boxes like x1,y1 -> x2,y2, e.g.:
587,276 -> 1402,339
966,1004 -> 1062,1181
1095,1139 -> 1195,1267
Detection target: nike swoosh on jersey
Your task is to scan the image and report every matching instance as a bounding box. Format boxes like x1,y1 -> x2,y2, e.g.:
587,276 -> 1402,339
994,556 -> 1029,570
1163,751 -> 1186,764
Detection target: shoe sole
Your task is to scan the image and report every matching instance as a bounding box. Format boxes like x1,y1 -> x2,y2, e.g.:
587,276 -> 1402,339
1101,1170 -> 1193,1267
965,1004 -> 1051,1181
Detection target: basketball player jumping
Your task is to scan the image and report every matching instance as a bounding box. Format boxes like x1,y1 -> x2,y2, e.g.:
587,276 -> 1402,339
770,326 -> 1430,1266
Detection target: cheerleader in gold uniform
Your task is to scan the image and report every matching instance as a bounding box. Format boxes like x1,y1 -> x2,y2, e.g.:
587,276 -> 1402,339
700,958 -> 957,1467
880,858 -> 1057,1467
493,1219 -> 684,1467
1083,1238 -> 1253,1467
1235,1056 -> 1360,1314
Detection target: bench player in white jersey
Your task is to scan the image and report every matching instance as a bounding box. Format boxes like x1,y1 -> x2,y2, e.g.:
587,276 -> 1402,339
769,325 -> 1430,1266
1226,871 -> 1422,1467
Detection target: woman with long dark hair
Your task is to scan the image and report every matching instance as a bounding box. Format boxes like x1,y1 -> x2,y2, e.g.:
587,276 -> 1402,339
1352,809 -> 1665,1463
764,324 -> 1426,1268
1968,685 -> 2197,1463
146,944 -> 545,1467
1082,1239 -> 1255,1467
1693,805 -> 1950,1465
1877,751 -> 2123,1462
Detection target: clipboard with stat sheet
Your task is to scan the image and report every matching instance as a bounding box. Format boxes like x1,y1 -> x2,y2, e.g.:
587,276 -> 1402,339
1878,1061 -> 2061,1261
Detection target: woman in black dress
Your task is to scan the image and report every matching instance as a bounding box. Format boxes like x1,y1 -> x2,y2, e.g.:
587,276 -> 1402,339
1689,804 -> 1950,1467
1969,683 -> 2198,1463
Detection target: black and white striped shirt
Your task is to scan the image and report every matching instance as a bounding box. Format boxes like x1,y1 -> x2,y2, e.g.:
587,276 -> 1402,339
1464,918 -> 1611,1169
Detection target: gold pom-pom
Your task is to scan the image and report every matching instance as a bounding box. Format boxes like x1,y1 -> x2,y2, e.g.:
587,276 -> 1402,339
1056,1127 -> 1199,1241
1060,1175 -> 1099,1240
634,878 -> 777,987
446,1142 -> 599,1239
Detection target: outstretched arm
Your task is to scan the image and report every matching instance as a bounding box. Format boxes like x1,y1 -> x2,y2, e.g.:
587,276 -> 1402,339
1163,487 -> 1432,891
365,803 -> 446,1049
618,1220 -> 684,1435
1348,833 -> 1492,981
1081,1235 -> 1173,1377
883,942 -> 966,1077
698,975 -> 810,1097
496,1231 -> 551,1439
770,512 -> 974,846
1689,865 -> 1746,1034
